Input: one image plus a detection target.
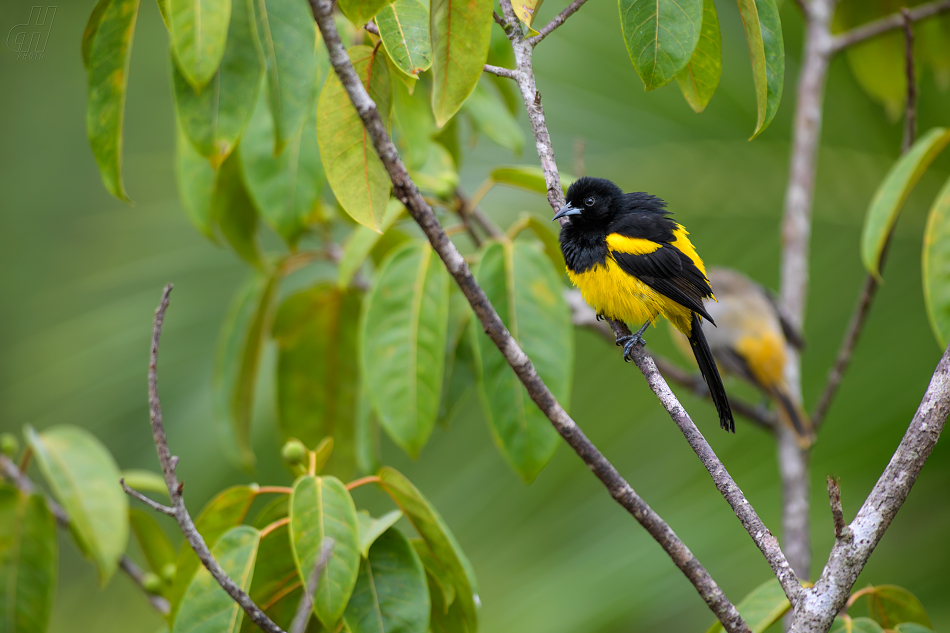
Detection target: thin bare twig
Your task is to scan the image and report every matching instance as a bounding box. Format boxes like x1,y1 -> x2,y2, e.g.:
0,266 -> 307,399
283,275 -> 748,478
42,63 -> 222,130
0,455 -> 170,615
825,477 -> 848,540
527,0 -> 593,46
606,318 -> 803,606
121,478 -> 176,516
830,0 -> 950,53
308,2 -> 753,629
483,64 -> 520,80
811,12 -> 917,430
139,285 -> 286,633
793,345 -> 950,631
289,539 -> 335,633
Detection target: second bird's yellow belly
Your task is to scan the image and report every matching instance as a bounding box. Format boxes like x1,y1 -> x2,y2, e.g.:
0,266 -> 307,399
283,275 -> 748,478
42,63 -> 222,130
568,258 -> 694,333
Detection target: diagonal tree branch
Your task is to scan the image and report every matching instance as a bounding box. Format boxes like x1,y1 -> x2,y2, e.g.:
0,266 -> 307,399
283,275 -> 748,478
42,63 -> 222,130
792,343 -> 950,632
830,0 -> 950,53
0,455 -> 171,615
308,1 -> 754,630
526,0 -> 593,46
133,285 -> 287,633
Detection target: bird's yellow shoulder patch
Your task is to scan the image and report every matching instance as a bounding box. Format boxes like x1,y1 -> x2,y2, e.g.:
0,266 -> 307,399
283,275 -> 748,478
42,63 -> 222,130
605,233 -> 662,255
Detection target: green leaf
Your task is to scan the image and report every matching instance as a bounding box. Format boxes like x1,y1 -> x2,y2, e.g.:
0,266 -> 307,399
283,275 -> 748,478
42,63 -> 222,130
511,0 -> 544,27
169,0 -> 231,89
338,0 -> 390,28
175,125 -> 219,243
377,468 -> 477,631
357,510 -> 403,558
213,270 -> 280,468
122,469 -> 169,498
255,0 -> 321,154
862,585 -> 933,630
251,496 -> 289,529
360,241 -> 450,457
355,386 -> 381,476
464,80 -> 523,156
438,287 -> 475,428
705,578 -> 790,633
168,485 -> 258,624
378,0 -> 432,79
272,284 -> 362,477
82,0 -> 111,69
471,240 -> 573,482
213,152 -> 264,267
834,1 -> 906,119
410,143 -> 459,199
338,200 -> 407,288
241,521 -> 300,632
426,568 -> 468,633
0,487 -> 57,633
85,0 -> 141,202
734,0 -> 784,138
393,69 -> 436,171
487,27 -> 518,115
619,0 -> 702,91
829,617 -> 886,633
919,14 -> 950,91
25,425 -> 128,585
173,526 -> 260,633
429,0 -> 492,126
489,165 -> 574,196
675,0 -> 721,113
924,175 -> 950,347
319,45 -> 393,231
240,92 -> 324,247
172,0 -> 263,167
156,0 -> 171,28
130,508 -> 177,576
410,539 -> 454,606
861,127 -> 950,279
893,624 -> 934,633
344,528 -> 430,633
289,476 -> 361,628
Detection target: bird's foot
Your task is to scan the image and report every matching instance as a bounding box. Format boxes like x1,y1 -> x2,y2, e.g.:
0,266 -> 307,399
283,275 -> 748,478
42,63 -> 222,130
615,322 -> 651,362
595,312 -> 605,322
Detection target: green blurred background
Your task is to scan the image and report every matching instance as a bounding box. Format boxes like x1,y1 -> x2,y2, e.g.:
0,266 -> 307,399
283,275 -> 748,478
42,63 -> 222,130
1,0 -> 948,631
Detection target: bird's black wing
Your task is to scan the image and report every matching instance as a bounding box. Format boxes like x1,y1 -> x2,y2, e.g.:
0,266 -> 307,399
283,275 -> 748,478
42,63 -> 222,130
610,244 -> 716,324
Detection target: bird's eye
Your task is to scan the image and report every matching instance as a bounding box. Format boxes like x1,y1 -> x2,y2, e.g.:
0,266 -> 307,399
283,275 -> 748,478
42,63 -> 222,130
584,196 -> 595,207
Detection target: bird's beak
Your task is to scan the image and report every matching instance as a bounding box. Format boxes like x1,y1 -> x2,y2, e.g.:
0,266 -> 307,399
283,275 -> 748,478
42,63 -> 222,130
552,203 -> 581,222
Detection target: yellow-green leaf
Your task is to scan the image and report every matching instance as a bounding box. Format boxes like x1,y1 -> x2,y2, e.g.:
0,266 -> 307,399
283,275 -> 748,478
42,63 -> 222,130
122,469 -> 169,497
339,0 -> 390,29
213,270 -> 280,468
675,0 -> 721,113
489,165 -> 574,196
0,487 -> 57,633
470,240 -> 571,482
464,79 -> 523,156
239,521 -> 299,632
272,284 -> 362,478
923,175 -> 950,347
430,0 -> 492,126
360,241 -> 450,458
172,0 -> 263,167
25,425 -> 128,585
173,526 -> 259,633
85,0 -> 141,202
168,485 -> 258,624
169,0 -> 231,89
620,0 -> 702,91
356,510 -> 403,558
318,45 -> 393,231
377,0 -> 432,78
861,585 -> 933,630
289,476 -> 361,629
706,578 -> 790,633
175,125 -> 219,243
511,0 -> 544,27
130,508 -> 177,576
338,200 -> 406,288
829,616 -> 886,633
861,127 -> 950,279
255,0 -> 321,153
213,152 -> 264,267
735,0 -> 784,138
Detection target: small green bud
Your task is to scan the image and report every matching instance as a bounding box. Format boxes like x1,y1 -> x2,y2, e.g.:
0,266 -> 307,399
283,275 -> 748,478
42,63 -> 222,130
0,434 -> 18,458
161,562 -> 177,583
142,572 -> 163,594
281,439 -> 307,465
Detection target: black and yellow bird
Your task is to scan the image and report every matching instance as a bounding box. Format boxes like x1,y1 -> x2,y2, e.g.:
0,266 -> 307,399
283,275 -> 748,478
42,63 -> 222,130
553,177 -> 734,432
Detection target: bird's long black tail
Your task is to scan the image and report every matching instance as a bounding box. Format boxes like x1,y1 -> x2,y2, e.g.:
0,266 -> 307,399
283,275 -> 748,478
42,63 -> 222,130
687,313 -> 735,432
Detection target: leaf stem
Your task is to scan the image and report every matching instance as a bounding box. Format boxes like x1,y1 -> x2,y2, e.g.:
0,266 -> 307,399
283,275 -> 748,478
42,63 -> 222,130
345,475 -> 381,490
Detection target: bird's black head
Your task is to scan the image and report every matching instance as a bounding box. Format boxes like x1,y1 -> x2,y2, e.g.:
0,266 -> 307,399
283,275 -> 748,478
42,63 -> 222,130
553,177 -> 624,226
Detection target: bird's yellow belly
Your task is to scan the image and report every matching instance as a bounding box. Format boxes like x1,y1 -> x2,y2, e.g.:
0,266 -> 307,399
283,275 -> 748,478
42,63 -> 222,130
568,259 -> 694,333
